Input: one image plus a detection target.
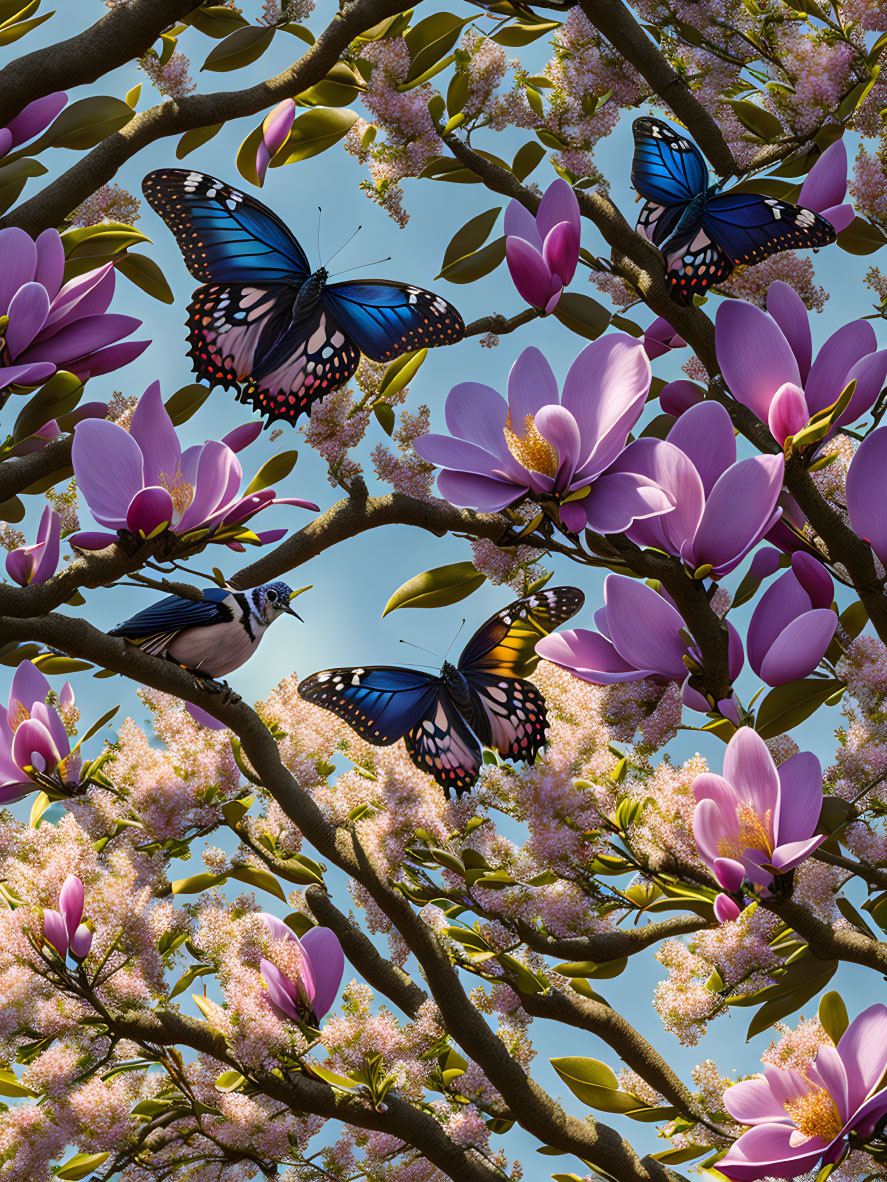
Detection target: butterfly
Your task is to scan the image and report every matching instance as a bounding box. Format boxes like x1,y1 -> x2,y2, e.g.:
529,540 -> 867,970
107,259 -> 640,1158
141,169 -> 466,425
631,116 -> 836,305
298,586 -> 584,797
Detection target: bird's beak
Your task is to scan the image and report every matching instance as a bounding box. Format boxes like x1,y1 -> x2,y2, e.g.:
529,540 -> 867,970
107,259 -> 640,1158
285,584 -> 311,621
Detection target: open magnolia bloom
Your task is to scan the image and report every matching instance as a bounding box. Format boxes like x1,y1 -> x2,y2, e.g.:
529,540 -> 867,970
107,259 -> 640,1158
719,1004 -> 887,1180
414,336 -> 673,533
70,381 -> 317,551
692,727 -> 826,896
4,506 -> 60,586
259,913 -> 345,1024
0,661 -> 80,804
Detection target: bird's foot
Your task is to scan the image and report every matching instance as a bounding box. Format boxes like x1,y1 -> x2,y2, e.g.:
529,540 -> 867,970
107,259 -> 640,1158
194,675 -> 241,707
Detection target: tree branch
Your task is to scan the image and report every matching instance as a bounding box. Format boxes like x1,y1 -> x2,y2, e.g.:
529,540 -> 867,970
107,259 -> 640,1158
2,0 -> 408,234
0,0 -> 198,122
514,914 -> 707,962
765,898 -> 887,975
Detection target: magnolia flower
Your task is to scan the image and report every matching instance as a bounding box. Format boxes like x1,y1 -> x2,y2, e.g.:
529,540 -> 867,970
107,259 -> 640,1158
259,913 -> 345,1023
504,179 -> 580,314
798,138 -> 854,234
70,381 -> 318,550
692,727 -> 826,895
0,661 -> 79,803
642,315 -> 685,360
0,92 -> 66,159
716,281 -> 887,444
846,426 -> 887,565
0,227 -> 148,390
719,1004 -> 887,1180
43,875 -> 92,960
536,574 -> 743,719
748,552 -> 836,686
609,401 -> 785,578
5,506 -> 60,586
413,337 -> 673,533
659,380 -> 703,418
256,99 -> 296,185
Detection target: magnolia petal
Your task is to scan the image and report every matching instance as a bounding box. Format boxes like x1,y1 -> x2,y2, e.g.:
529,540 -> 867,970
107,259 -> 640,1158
130,381 -> 183,488
562,335 -> 651,470
506,236 -> 554,309
542,220 -> 579,286
536,177 -> 580,239
691,454 -> 784,578
507,345 -> 559,426
222,422 -> 263,453
126,485 -> 174,538
713,857 -> 745,893
766,281 -> 813,381
503,198 -> 540,246
70,923 -> 93,959
436,468 -> 523,512
59,875 -> 84,941
768,382 -> 809,447
724,727 -> 780,821
0,227 -> 38,316
6,92 -> 67,148
758,610 -> 837,686
799,139 -> 848,215
846,426 -> 887,563
43,909 -> 68,957
723,1077 -> 799,1127
717,1123 -> 827,1181
714,894 -> 741,924
413,432 -> 508,477
660,379 -> 702,417
73,418 -> 145,529
301,926 -> 345,1019
667,401 -> 736,496
804,319 -> 876,417
536,627 -> 645,683
260,958 -> 301,1021
33,229 -> 65,297
6,281 -> 50,358
534,403 -> 581,485
583,471 -> 673,535
67,530 -> 120,550
444,381 -> 514,463
604,575 -> 687,680
748,568 -> 817,675
838,348 -> 887,428
716,301 -> 801,423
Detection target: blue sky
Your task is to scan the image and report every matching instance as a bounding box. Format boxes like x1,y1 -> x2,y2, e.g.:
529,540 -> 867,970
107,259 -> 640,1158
4,2 -> 885,1172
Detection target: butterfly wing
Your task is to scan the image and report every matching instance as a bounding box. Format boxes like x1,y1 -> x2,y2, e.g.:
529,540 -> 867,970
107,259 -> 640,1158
404,692 -> 483,797
658,232 -> 735,305
186,282 -> 297,390
298,667 -> 441,745
465,673 -> 549,766
323,280 -> 465,362
142,169 -> 309,283
702,191 -> 836,266
458,586 -> 586,679
631,116 -> 708,207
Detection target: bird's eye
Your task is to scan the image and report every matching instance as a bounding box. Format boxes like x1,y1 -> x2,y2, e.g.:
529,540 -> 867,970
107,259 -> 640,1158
267,589 -> 277,601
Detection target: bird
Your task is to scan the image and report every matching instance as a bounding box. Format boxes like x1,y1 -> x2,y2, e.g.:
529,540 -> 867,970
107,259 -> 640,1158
141,168 -> 465,427
298,586 -> 584,797
108,581 -> 303,684
630,115 -> 836,304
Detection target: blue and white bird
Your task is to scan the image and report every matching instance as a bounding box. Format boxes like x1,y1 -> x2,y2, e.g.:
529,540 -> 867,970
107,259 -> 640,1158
108,581 -> 303,680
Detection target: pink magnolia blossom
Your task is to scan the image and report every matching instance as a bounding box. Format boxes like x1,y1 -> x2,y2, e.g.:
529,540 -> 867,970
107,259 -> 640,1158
798,138 -> 854,235
0,661 -> 79,803
720,1004 -> 887,1180
259,913 -> 345,1023
504,180 -> 580,314
70,381 -> 318,551
692,727 -> 826,895
846,426 -> 887,565
747,552 -> 837,686
413,336 -> 673,533
4,506 -> 60,586
43,874 -> 92,960
716,281 -> 887,444
256,99 -> 296,184
0,92 -> 66,159
642,316 -> 685,360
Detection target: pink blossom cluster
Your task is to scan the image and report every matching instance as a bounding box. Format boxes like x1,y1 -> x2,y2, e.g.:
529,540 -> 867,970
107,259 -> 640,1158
69,184 -> 140,228
138,49 -> 196,98
371,404 -> 436,497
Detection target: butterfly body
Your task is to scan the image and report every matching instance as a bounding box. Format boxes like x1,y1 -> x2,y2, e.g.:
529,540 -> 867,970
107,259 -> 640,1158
299,587 -> 584,797
142,168 -> 465,425
631,116 -> 836,304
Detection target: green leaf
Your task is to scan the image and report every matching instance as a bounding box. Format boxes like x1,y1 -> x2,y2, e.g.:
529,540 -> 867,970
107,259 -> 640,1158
378,348 -> 427,397
446,70 -> 470,118
186,4 -> 249,37
244,450 -> 299,495
78,705 -> 120,747
164,382 -> 212,426
215,1069 -> 247,1091
228,863 -> 288,901
40,95 -> 133,150
404,13 -> 470,83
728,100 -> 784,142
491,18 -> 560,46
552,292 -> 611,340
382,561 -> 486,616
839,600 -> 867,641
0,9 -> 52,46
169,963 -> 213,999
56,1152 -> 110,1181
13,370 -> 83,441
0,497 -> 25,524
754,677 -> 844,740
221,796 -> 253,827
512,140 -> 546,181
818,990 -> 849,1044
439,206 -> 501,275
176,123 -> 223,159
201,25 -> 275,71
0,1069 -> 36,1097
439,235 -> 506,284
274,107 -> 358,166
550,1057 -> 645,1112
115,252 -> 175,303
305,1060 -> 363,1090
0,157 -> 46,214
170,872 -> 225,895
31,654 -> 93,675
296,62 -> 362,108
373,401 -> 395,435
836,217 -> 887,256
125,83 -> 141,108
746,959 -> 838,1040
553,958 -> 627,979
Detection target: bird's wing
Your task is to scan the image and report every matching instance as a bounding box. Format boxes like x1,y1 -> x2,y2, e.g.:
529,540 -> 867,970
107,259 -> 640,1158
109,588 -> 236,644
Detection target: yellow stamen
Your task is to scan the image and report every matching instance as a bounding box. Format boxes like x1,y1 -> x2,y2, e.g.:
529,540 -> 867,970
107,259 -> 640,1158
718,802 -> 774,862
784,1087 -> 843,1142
503,411 -> 559,477
158,469 -> 195,518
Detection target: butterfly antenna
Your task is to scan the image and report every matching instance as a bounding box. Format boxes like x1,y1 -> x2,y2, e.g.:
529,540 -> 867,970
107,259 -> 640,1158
316,206 -> 322,266
327,255 -> 392,278
444,619 -> 467,661
323,225 -> 362,269
399,638 -> 441,661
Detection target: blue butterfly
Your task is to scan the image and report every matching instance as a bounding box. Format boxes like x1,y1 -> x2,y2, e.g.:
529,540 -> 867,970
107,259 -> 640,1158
631,117 -> 836,304
141,169 -> 465,425
298,587 -> 584,797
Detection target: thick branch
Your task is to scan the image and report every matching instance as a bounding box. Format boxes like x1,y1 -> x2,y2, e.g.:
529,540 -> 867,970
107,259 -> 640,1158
577,0 -> 737,176
0,437 -> 73,505
765,898 -> 887,975
2,612 -> 689,1182
514,914 -> 707,962
0,0 -> 197,122
3,0 -> 407,234
464,309 -> 539,338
